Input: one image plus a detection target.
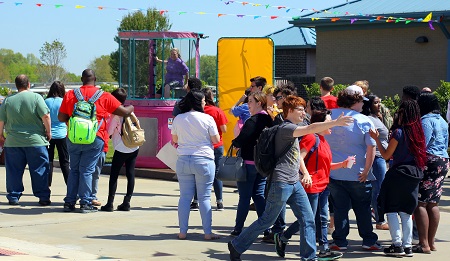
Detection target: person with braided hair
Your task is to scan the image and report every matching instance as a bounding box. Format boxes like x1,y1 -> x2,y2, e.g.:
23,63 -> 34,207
369,100 -> 427,257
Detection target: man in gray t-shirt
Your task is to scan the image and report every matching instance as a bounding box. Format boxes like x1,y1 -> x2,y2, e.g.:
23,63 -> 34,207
229,96 -> 353,261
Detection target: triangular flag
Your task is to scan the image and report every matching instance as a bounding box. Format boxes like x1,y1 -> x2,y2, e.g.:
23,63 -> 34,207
14,2 -> 22,6
253,15 -> 261,19
237,14 -> 244,18
242,2 -> 248,6
36,3 -> 42,7
218,13 -> 225,17
331,18 -> 340,22
423,12 -> 432,22
350,18 -> 358,24
429,21 -> 435,30
97,6 -> 104,10
270,16 -> 278,19
178,12 -> 187,15
75,5 -> 85,9
405,20 -> 412,24
265,4 -> 270,9
197,12 -> 206,15
55,4 -> 63,8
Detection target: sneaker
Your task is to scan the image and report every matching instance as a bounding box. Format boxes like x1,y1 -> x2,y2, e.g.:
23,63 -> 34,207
383,244 -> 405,256
63,202 -> 75,212
8,201 -> 20,206
230,230 -> 241,237
249,202 -> 256,211
38,200 -> 51,206
404,247 -> 414,257
362,242 -> 382,251
217,202 -> 224,211
190,202 -> 199,211
80,204 -> 98,213
228,241 -> 242,261
329,242 -> 347,251
274,232 -> 287,258
318,249 -> 343,260
376,223 -> 389,230
262,232 -> 275,244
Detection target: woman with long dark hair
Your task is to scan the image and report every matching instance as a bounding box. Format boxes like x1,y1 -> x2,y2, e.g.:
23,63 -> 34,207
45,81 -> 69,186
414,92 -> 449,253
362,94 -> 389,230
370,100 -> 427,257
171,89 -> 220,240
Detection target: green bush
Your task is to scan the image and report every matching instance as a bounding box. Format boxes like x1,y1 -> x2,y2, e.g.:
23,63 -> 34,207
303,83 -> 347,99
381,94 -> 401,115
99,83 -> 117,93
0,86 -> 12,96
433,80 -> 450,118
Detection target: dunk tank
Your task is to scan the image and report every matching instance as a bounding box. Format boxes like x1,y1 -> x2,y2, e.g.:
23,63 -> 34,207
118,30 -> 274,169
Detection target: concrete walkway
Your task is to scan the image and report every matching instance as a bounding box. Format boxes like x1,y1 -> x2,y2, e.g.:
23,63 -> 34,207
0,166 -> 449,260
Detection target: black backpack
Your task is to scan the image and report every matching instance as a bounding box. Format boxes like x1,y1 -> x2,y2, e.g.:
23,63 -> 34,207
254,123 -> 293,178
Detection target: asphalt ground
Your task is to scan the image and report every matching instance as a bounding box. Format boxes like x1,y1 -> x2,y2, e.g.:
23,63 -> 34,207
0,166 -> 449,261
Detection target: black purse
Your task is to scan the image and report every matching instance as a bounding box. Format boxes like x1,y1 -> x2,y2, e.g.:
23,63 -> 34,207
217,147 -> 247,182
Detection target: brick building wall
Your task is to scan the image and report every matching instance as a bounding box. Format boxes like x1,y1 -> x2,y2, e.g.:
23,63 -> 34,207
274,48 -> 315,97
315,24 -> 449,98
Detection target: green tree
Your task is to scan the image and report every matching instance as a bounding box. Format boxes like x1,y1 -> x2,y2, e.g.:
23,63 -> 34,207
88,55 -> 114,82
110,8 -> 172,97
0,49 -> 40,82
304,82 -> 347,99
433,80 -> 450,118
65,72 -> 80,82
39,39 -> 67,83
187,55 -> 217,86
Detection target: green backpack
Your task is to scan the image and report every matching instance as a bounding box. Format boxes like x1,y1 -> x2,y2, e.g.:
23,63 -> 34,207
68,88 -> 104,144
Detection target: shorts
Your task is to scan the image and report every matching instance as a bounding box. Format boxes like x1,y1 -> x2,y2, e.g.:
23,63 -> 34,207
418,153 -> 449,203
156,80 -> 183,94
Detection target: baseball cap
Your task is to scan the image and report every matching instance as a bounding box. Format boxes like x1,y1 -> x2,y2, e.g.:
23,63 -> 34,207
344,85 -> 369,101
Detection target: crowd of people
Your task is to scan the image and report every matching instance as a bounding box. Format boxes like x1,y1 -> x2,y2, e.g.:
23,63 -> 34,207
0,71 -> 448,260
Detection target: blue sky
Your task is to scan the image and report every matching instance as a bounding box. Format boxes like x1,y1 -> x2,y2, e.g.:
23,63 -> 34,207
0,0 -> 346,74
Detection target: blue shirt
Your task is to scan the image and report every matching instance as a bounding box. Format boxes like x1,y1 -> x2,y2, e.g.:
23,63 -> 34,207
421,113 -> 449,158
45,97 -> 67,139
231,103 -> 251,122
326,108 -> 376,181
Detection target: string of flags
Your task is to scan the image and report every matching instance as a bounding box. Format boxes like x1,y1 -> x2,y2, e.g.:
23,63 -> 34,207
0,1 -> 438,30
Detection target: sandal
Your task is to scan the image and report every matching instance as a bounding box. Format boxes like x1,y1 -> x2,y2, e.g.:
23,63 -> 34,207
412,245 -> 431,254
204,234 -> 220,240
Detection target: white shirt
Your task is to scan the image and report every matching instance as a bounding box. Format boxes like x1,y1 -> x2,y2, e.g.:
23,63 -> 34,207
107,113 -> 139,153
171,111 -> 218,159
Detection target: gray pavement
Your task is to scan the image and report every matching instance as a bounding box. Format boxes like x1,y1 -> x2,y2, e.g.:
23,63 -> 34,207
0,166 -> 450,260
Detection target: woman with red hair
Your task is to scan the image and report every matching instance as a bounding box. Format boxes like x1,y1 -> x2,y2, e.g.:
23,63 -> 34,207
370,100 -> 427,257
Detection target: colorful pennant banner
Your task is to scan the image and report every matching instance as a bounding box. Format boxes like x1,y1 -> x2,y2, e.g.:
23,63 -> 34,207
0,1 -> 438,28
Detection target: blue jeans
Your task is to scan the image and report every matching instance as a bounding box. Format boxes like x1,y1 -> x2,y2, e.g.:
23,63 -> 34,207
231,181 -> 317,260
64,137 -> 104,205
282,188 -> 330,250
176,155 -> 215,235
371,156 -> 387,223
328,179 -> 378,247
386,212 -> 413,248
193,146 -> 223,202
91,151 -> 106,201
234,164 -> 266,232
5,146 -> 51,203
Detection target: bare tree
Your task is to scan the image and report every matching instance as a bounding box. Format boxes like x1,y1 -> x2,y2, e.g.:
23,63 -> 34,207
39,39 -> 67,83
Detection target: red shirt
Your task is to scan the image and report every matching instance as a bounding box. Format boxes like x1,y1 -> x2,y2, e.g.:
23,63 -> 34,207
59,86 -> 122,150
203,105 -> 228,148
300,134 -> 332,194
321,95 -> 338,109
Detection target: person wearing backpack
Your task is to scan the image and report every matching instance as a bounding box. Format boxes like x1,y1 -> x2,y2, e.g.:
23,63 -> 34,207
0,74 -> 52,206
228,95 -> 353,261
229,91 -> 273,237
274,109 -> 351,260
100,88 -> 139,212
58,69 -> 134,213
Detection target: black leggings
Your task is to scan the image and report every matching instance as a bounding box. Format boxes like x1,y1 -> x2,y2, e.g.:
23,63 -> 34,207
48,138 -> 70,186
108,149 -> 139,197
